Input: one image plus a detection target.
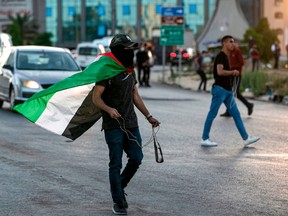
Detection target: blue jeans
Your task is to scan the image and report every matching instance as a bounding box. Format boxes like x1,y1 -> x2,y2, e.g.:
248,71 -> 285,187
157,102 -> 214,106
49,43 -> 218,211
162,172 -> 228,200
104,127 -> 143,203
202,85 -> 248,140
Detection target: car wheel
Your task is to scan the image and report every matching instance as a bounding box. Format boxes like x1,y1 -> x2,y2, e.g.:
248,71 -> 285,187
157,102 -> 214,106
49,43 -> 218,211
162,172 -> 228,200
10,88 -> 17,110
0,99 -> 3,108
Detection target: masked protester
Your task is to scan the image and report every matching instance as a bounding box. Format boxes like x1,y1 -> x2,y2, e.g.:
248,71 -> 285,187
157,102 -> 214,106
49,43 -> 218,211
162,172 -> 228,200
93,33 -> 160,215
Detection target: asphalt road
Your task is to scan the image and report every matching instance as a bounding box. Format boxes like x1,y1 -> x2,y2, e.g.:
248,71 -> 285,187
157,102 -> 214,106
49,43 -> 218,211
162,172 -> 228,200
0,82 -> 287,216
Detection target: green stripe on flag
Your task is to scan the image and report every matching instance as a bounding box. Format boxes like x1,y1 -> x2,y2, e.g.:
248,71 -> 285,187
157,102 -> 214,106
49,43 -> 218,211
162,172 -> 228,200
13,54 -> 126,123
15,93 -> 54,122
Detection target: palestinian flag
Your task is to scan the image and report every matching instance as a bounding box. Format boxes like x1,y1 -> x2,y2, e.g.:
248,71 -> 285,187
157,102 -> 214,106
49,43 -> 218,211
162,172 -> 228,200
13,52 -> 129,140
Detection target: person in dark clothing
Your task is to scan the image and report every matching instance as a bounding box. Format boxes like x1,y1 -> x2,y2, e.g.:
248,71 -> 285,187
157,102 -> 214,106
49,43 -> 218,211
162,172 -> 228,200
142,46 -> 153,87
194,51 -> 207,91
220,46 -> 254,117
201,35 -> 260,148
93,33 -> 160,215
272,41 -> 281,69
136,44 -> 149,86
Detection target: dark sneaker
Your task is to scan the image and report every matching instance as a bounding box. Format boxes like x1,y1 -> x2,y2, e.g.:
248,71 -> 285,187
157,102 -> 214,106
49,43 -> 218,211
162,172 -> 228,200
248,103 -> 254,116
123,191 -> 128,209
220,111 -> 231,117
112,202 -> 127,215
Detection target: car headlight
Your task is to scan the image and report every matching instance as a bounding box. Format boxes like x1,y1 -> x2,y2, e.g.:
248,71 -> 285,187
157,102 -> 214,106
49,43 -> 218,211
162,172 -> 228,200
22,80 -> 40,89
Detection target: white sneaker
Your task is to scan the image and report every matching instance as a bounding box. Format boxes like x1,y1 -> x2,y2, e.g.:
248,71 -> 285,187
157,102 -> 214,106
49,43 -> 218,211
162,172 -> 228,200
201,139 -> 218,147
244,136 -> 260,146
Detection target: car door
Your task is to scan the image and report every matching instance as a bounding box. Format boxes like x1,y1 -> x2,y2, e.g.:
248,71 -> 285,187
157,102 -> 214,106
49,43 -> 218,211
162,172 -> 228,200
0,51 -> 14,100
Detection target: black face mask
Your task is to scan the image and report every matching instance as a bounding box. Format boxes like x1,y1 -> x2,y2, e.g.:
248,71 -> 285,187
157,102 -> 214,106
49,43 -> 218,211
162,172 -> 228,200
111,46 -> 134,68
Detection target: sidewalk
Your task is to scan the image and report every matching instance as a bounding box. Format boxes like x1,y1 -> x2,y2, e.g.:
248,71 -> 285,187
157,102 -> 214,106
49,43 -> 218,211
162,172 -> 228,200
147,65 -> 287,104
149,65 -> 214,91
138,65 -> 215,101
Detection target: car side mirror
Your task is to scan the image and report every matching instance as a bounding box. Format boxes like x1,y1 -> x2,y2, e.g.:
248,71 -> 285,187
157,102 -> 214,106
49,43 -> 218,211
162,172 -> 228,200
3,64 -> 13,71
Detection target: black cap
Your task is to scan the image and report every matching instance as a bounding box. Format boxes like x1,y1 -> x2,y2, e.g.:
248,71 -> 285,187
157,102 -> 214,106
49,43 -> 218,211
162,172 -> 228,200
109,33 -> 139,49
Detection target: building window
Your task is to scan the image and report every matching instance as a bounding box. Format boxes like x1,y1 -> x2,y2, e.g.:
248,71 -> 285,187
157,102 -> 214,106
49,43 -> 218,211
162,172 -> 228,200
46,7 -> 52,17
123,5 -> 130,15
275,12 -> 283,19
275,28 -> 283,35
156,4 -> 161,14
274,0 -> 283,6
68,7 -> 75,16
98,25 -> 106,36
98,4 -> 105,16
189,4 -> 197,14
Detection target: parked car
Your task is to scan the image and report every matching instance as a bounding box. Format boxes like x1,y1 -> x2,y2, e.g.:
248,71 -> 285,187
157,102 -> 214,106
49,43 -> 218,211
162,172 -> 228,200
75,42 -> 106,69
93,36 -> 113,52
169,48 -> 192,65
0,32 -> 13,67
0,45 -> 82,109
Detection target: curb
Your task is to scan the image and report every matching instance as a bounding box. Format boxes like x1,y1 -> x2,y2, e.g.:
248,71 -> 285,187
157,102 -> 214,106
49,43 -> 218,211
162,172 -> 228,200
150,69 -> 288,105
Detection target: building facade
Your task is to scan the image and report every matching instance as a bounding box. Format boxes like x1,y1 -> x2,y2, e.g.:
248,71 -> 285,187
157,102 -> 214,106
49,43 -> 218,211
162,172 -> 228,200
0,0 -> 46,32
4,0 -> 281,53
238,0 -> 262,28
261,0 -> 288,55
197,0 -> 250,52
44,0 -> 216,49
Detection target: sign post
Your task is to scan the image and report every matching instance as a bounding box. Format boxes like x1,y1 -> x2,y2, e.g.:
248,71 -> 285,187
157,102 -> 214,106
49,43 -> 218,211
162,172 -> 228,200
160,6 -> 184,46
160,6 -> 184,79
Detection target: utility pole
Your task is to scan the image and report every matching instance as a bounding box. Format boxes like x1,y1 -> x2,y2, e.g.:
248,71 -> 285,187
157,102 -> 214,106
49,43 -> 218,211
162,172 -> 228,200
177,0 -> 182,6
80,0 -> 86,41
204,0 -> 209,24
137,0 -> 142,43
74,0 -> 79,44
111,0 -> 116,35
57,0 -> 62,46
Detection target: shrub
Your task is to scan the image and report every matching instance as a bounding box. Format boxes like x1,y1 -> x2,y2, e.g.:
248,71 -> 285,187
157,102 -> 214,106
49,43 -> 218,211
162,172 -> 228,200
270,75 -> 288,96
241,71 -> 269,96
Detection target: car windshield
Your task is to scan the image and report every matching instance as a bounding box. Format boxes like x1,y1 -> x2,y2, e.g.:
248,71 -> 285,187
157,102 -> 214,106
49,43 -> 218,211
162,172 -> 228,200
79,47 -> 99,56
16,50 -> 81,71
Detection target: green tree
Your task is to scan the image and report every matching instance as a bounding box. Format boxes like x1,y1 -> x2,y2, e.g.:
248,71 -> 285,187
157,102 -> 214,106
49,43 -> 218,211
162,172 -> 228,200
5,13 -> 38,45
243,17 -> 278,63
34,32 -> 53,46
5,13 -> 53,46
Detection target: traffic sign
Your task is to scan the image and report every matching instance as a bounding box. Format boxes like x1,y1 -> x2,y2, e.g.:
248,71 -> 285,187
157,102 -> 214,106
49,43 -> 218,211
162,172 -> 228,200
161,6 -> 184,17
160,26 -> 184,46
160,6 -> 184,46
161,16 -> 184,26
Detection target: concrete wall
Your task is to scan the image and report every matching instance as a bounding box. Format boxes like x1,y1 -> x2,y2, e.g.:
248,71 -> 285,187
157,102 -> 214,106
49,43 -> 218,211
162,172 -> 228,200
196,0 -> 249,52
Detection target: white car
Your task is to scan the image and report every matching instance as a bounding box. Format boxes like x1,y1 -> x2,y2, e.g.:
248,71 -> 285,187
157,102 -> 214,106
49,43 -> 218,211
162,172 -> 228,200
0,45 -> 82,109
75,42 -> 105,69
